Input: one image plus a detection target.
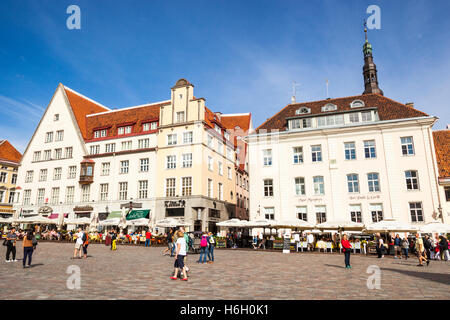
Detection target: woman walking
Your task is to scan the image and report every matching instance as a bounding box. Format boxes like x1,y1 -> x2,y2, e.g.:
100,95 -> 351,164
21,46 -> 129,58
82,230 -> 89,259
439,236 -> 449,261
376,236 -> 384,258
401,236 -> 409,260
22,230 -> 36,268
170,230 -> 188,281
341,234 -> 352,269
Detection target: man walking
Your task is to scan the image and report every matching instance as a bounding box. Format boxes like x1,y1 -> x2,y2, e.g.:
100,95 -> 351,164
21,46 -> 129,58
394,234 -> 402,259
207,232 -> 215,263
145,229 -> 152,247
5,227 -> 18,262
72,227 -> 84,259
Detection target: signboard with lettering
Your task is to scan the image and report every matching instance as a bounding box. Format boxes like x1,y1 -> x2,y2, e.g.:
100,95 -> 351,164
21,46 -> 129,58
273,240 -> 283,249
73,205 -> 93,212
216,239 -> 227,248
126,209 -> 150,220
165,200 -> 186,208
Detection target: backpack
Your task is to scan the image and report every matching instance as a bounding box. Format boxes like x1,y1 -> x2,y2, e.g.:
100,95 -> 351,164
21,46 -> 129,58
200,235 -> 208,247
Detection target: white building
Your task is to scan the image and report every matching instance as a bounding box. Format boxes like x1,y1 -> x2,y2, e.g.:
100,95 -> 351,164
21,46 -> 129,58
433,128 -> 450,223
247,31 -> 444,228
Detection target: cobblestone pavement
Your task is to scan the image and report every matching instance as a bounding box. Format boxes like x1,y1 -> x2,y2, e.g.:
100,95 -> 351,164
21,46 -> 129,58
0,242 -> 449,300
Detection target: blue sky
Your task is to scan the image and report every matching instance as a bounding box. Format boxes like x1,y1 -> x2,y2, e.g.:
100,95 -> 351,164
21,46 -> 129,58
1,0 -> 449,153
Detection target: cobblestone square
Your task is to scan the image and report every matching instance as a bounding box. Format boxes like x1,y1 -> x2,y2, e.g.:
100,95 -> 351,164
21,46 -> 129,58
0,242 -> 449,300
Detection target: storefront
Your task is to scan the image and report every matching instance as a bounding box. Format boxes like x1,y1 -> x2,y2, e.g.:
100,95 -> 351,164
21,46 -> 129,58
73,205 -> 93,219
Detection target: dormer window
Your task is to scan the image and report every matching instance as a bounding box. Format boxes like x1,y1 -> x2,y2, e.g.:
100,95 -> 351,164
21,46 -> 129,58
214,124 -> 221,134
350,100 -> 365,108
295,107 -> 311,115
224,131 -> 230,140
94,129 -> 107,139
321,103 -> 337,112
118,125 -> 132,135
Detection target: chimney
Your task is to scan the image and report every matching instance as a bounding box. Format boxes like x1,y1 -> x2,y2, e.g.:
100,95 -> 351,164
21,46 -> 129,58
446,124 -> 450,130
405,102 -> 414,108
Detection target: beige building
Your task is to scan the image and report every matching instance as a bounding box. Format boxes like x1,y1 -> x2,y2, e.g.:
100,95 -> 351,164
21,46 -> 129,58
0,140 -> 22,218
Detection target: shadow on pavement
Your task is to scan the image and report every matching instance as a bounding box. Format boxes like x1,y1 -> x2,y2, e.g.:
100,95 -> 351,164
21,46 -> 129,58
29,263 -> 44,268
381,267 -> 450,285
324,264 -> 347,269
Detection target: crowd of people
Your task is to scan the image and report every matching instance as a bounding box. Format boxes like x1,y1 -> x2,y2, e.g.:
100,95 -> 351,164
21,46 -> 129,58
3,227 -> 38,268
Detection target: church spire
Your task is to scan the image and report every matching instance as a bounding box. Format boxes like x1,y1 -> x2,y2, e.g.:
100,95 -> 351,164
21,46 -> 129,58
362,21 -> 383,95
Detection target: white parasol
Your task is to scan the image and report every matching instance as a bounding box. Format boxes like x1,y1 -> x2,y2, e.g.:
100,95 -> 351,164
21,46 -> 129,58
269,219 -> 315,229
155,218 -> 192,228
419,221 -> 450,234
316,220 -> 365,231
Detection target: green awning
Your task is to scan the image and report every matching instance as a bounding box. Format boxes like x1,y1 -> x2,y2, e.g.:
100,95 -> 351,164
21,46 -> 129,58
107,211 -> 122,219
126,209 -> 150,220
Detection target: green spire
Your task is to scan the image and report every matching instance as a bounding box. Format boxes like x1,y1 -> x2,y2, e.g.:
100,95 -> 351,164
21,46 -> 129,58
363,22 -> 372,56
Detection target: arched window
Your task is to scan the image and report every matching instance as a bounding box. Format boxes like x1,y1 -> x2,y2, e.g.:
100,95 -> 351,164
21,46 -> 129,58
295,107 -> 311,115
321,103 -> 337,112
350,100 -> 365,108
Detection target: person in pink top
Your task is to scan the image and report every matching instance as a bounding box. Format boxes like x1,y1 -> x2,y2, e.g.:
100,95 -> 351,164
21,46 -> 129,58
341,234 -> 352,269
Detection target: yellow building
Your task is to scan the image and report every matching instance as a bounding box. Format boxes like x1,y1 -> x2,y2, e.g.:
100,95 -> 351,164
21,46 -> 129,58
156,79 -> 237,232
0,140 -> 22,218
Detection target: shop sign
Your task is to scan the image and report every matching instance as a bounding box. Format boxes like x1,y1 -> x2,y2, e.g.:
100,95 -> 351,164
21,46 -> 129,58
273,240 -> 283,249
38,206 -> 53,216
164,200 -> 186,208
126,209 -> 150,220
73,205 -> 93,212
216,239 -> 227,248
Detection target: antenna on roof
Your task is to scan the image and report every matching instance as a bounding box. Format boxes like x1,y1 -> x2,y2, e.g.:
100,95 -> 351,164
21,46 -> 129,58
291,81 -> 301,104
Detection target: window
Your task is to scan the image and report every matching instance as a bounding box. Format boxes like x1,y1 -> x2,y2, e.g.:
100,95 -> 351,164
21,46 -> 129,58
315,206 -> 326,223
409,202 -> 424,222
208,179 -> 213,198
51,187 -> 59,204
182,154 -> 192,168
311,145 -> 322,162
81,185 -> 90,202
182,177 -> 192,196
33,151 -> 41,162
118,182 -> 128,200
224,131 -> 230,140
313,176 -> 325,195
176,111 -> 185,123
118,127 -> 125,135
263,179 -> 274,197
361,111 -> 372,122
65,147 -> 73,158
263,149 -> 272,166
322,103 -> 337,112
166,178 -> 176,197
25,171 -> 33,183
105,143 -> 115,153
68,166 -> 77,179
217,141 -> 224,155
120,160 -> 129,174
140,158 -> 149,172
295,177 -> 306,196
347,174 -> 359,193
54,148 -> 62,159
208,156 -> 213,171
293,147 -> 303,164
100,184 -> 109,201
37,188 -> 45,204
226,147 -> 233,160
121,141 -> 132,151
89,145 -> 100,155
218,183 -> 223,200
364,140 -> 376,158
183,131 -> 193,144
151,122 -> 158,130
207,135 -> 214,148
101,163 -> 110,176
66,186 -> 75,204
56,130 -> 64,141
167,134 -> 177,145
138,138 -> 149,149
296,107 -> 310,115
166,156 -> 176,169
138,180 -> 148,199
8,191 -> 15,204
350,100 -> 365,108
0,190 -> 4,203
0,172 -> 6,183
302,118 -> 312,128
23,190 -> 31,205
368,173 -> 380,192
54,114 -> 59,121
45,132 -> 53,143
53,167 -> 62,180
142,123 -> 151,132
228,167 -> 232,179
296,206 -> 307,221
214,124 -> 221,134
94,129 -> 107,138
370,204 -> 383,222
218,162 -> 223,175
350,204 -> 362,223
349,113 -> 360,123
44,150 -> 51,160
39,169 -> 48,182
401,137 -> 415,156
119,126 -> 132,134
344,142 -> 356,160
264,207 -> 275,220
445,187 -> 450,202
405,170 -> 419,190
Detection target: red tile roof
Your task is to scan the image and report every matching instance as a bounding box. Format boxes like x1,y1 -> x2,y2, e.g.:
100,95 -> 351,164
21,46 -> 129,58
256,93 -> 429,132
0,140 -> 22,164
221,113 -> 252,172
433,130 -> 450,178
63,86 -> 110,139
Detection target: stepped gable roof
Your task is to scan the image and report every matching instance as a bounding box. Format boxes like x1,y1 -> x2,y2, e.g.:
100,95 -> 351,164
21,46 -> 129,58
433,130 -> 450,178
63,86 -> 110,139
256,93 -> 429,132
0,140 -> 22,163
85,102 -> 169,140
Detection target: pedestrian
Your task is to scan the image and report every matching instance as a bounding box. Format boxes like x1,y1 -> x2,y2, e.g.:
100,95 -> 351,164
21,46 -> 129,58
438,235 -> 449,261
22,230 -> 36,268
376,236 -> 384,258
197,232 -> 208,264
424,235 -> 433,262
181,228 -> 191,274
341,234 -> 352,269
170,230 -> 188,281
415,233 -> 429,266
111,230 -> 117,251
401,236 -> 409,260
5,227 -> 18,262
207,232 -> 215,263
82,230 -> 89,259
307,233 -> 314,252
72,227 -> 84,259
171,228 -> 179,257
162,231 -> 172,256
145,229 -> 152,247
393,234 -> 402,259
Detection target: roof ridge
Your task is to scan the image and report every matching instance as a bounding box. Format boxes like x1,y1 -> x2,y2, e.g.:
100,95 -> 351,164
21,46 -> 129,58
86,100 -> 170,117
221,113 -> 251,117
63,85 -> 110,111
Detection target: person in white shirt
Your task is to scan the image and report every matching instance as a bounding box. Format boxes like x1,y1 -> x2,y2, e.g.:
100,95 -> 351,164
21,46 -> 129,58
72,228 -> 84,259
170,230 -> 188,281
307,233 -> 315,252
